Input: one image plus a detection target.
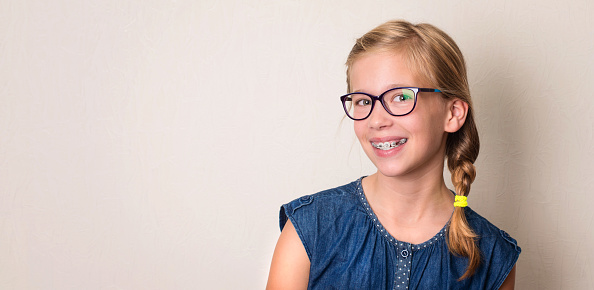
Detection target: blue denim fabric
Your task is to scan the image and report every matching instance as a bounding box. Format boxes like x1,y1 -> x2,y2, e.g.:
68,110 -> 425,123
280,178 -> 521,290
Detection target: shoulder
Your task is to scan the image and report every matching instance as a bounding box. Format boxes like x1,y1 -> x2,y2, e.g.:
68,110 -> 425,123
279,179 -> 361,231
278,178 -> 365,259
464,207 -> 521,252
463,207 -> 521,288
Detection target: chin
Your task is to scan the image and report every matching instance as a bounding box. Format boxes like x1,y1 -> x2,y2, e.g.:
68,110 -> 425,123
369,159 -> 410,178
376,168 -> 410,178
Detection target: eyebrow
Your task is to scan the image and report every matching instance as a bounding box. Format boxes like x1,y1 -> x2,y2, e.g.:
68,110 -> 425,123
353,84 -> 410,94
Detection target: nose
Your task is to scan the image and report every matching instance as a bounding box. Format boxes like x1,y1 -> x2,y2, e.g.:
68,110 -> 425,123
366,100 -> 393,129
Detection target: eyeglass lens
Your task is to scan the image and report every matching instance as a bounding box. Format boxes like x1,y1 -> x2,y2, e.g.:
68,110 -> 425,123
344,88 -> 415,120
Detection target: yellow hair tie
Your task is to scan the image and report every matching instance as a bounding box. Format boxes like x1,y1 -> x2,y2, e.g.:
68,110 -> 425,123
454,195 -> 468,208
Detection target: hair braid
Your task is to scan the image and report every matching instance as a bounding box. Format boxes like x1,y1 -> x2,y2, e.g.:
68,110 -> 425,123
447,108 -> 481,280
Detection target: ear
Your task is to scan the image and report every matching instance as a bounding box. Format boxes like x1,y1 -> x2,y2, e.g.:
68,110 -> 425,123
444,99 -> 469,133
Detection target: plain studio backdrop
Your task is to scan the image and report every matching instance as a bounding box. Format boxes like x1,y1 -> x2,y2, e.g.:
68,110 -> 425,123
1,0 -> 593,289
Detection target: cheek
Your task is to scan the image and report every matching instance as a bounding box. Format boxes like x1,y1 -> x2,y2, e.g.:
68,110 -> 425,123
353,122 -> 365,139
414,100 -> 448,136
417,116 -> 448,147
404,112 -> 445,144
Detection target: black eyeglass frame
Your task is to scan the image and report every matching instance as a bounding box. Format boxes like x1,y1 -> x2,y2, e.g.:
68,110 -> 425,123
340,87 -> 442,120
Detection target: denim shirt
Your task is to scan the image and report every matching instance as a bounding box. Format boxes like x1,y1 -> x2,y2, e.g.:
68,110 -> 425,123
280,178 -> 521,290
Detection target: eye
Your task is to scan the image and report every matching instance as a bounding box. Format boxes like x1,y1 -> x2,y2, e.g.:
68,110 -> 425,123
351,95 -> 372,106
356,99 -> 371,106
386,89 -> 414,104
392,93 -> 412,102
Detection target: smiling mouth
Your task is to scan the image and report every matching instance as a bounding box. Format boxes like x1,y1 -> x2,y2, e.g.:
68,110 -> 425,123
371,138 -> 408,150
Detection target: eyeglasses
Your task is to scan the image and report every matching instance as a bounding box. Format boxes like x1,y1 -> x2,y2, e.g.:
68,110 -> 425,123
340,87 -> 442,120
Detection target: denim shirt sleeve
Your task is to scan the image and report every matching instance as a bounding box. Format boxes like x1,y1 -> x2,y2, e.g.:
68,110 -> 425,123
467,209 -> 522,289
488,229 -> 522,289
279,194 -> 315,259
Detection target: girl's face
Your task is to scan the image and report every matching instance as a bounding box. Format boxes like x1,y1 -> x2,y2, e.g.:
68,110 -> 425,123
349,51 -> 452,179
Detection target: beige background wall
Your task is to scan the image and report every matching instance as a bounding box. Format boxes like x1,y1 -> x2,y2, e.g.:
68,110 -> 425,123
1,0 -> 593,289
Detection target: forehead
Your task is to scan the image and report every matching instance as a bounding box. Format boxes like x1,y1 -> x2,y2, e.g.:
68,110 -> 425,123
349,51 -> 431,94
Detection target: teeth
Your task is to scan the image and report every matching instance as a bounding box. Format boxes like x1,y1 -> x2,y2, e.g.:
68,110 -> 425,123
372,138 -> 407,150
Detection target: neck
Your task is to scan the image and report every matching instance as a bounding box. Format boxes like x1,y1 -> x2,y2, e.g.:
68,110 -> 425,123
362,162 -> 454,226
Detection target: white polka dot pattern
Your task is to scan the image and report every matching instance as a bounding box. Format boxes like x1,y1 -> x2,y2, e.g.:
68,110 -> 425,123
356,180 -> 450,290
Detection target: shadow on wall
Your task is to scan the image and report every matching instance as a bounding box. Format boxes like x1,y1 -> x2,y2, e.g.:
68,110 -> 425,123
471,34 -> 557,288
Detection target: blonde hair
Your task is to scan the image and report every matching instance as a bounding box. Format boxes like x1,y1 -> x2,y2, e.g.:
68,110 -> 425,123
346,20 -> 481,280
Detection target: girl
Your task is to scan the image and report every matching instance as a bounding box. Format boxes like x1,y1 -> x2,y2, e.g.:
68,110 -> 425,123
267,20 -> 520,289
